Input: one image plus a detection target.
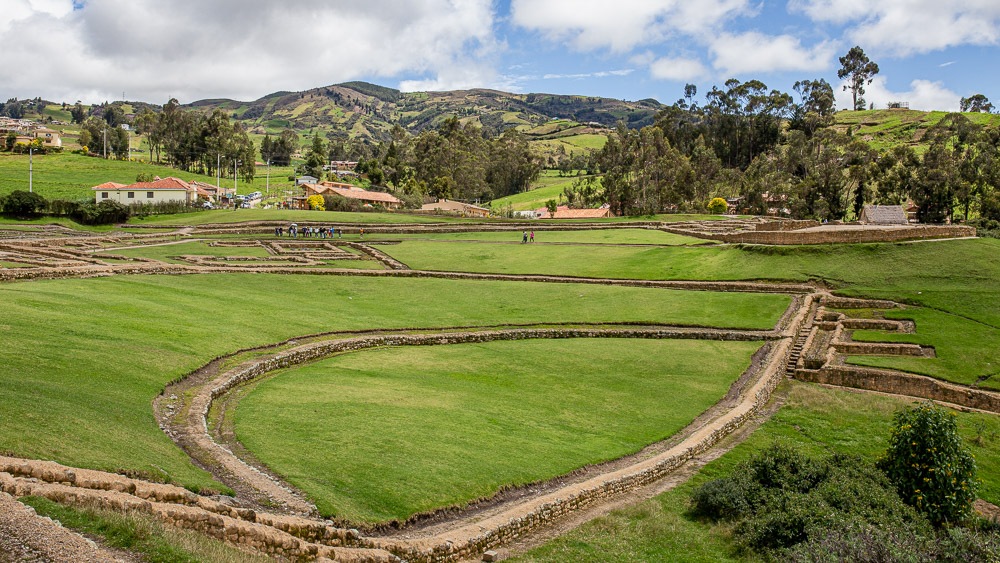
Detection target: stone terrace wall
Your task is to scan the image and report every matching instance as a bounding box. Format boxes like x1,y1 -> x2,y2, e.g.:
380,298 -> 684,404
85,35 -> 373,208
708,225 -> 975,245
796,366 -> 1000,414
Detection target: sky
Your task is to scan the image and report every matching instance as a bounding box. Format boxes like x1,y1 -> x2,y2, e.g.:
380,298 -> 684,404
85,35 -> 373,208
1,0 -> 998,112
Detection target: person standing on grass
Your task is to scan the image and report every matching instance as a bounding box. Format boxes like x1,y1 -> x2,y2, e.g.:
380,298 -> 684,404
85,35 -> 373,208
360,228 -> 364,239
522,231 -> 527,243
530,230 -> 534,243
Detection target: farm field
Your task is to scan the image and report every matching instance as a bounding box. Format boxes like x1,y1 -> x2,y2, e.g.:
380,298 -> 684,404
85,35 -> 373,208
235,338 -> 762,522
1,216 -> 998,561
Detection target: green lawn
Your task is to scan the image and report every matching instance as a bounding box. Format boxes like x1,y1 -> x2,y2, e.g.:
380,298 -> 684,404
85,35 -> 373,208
130,209 -> 461,226
517,381 -> 1000,562
490,173 -> 595,211
372,229 -> 711,245
234,338 -> 762,522
0,273 -> 787,491
847,307 -> 1000,390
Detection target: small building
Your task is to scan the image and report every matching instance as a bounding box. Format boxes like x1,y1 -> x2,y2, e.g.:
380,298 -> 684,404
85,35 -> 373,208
299,182 -> 402,209
534,205 -> 612,219
189,181 -> 233,203
419,199 -> 490,218
92,177 -> 197,205
859,205 -> 909,225
295,175 -> 319,185
34,128 -> 62,148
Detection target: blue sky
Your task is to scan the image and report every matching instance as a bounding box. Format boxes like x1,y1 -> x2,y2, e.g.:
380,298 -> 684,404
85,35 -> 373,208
1,0 -> 998,111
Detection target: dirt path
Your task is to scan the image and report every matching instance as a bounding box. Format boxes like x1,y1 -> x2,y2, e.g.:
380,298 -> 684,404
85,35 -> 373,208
0,492 -> 126,563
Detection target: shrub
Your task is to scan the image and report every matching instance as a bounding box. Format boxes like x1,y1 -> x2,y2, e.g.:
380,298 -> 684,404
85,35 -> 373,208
307,194 -> 326,211
322,194 -> 362,212
689,444 -> 931,556
879,402 -> 979,526
71,200 -> 130,225
707,197 -> 729,214
1,190 -> 47,218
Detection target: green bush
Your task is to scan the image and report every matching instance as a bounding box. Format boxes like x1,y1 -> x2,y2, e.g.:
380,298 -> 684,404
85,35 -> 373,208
71,200 -> 130,225
1,190 -> 47,218
690,444 -> 932,556
879,402 -> 979,526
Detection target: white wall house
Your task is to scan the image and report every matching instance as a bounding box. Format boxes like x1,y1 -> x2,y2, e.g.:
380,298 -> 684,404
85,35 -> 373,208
92,177 -> 197,205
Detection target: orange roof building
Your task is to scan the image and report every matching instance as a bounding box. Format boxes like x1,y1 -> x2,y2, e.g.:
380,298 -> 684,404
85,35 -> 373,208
534,205 -> 612,219
301,183 -> 402,209
92,177 -> 200,205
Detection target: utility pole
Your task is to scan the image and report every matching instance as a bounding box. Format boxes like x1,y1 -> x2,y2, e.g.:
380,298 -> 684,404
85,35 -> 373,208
103,127 -> 107,159
265,159 -> 270,198
234,159 -> 240,195
28,147 -> 33,193
216,153 -> 221,194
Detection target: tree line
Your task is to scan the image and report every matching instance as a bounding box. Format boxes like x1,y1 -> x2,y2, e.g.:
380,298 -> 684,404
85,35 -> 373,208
299,116 -> 542,203
579,46 -> 1000,225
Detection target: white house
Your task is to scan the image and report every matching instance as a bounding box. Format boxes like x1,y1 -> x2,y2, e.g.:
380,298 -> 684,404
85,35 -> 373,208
92,177 -> 198,205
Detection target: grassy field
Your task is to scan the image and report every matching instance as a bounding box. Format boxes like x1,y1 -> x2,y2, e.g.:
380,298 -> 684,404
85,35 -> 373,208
491,171 -> 599,211
377,238 -> 1000,389
0,273 -> 787,491
516,381 -> 1000,562
129,208 -> 461,226
847,307 -> 1000,390
372,229 -> 712,245
0,152 -> 267,201
235,338 -> 762,522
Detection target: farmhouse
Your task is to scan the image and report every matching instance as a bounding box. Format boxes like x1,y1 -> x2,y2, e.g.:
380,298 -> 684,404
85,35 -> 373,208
535,205 -> 612,219
420,199 -> 490,217
298,182 -> 402,209
34,128 -> 62,148
859,205 -> 909,225
92,177 -> 199,205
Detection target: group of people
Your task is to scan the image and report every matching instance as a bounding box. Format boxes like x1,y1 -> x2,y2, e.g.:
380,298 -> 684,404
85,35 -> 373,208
521,230 -> 535,243
275,225 -> 344,239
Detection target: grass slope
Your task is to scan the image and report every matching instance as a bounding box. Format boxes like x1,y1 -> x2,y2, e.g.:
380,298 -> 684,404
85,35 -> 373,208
378,238 -> 1000,389
0,274 -> 787,490
235,339 -> 761,522
517,381 -> 1000,562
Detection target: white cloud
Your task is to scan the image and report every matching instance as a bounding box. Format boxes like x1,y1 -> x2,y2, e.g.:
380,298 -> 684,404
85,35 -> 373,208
541,69 -> 634,80
509,0 -> 751,53
792,0 -> 1000,56
835,76 -> 960,111
0,0 -> 500,103
710,32 -> 836,75
649,57 -> 708,81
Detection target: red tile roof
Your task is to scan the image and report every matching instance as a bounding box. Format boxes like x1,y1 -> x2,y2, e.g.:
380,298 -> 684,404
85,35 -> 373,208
129,177 -> 193,191
304,183 -> 401,204
90,177 -> 194,191
90,182 -> 128,191
534,205 -> 611,219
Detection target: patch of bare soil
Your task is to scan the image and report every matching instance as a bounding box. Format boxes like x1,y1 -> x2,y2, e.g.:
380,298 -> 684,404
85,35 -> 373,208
0,492 -> 131,563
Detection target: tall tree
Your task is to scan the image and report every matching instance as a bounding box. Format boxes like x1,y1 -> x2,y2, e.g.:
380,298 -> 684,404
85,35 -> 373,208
838,46 -> 880,111
304,133 -> 327,180
790,79 -> 835,137
959,93 -> 994,113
